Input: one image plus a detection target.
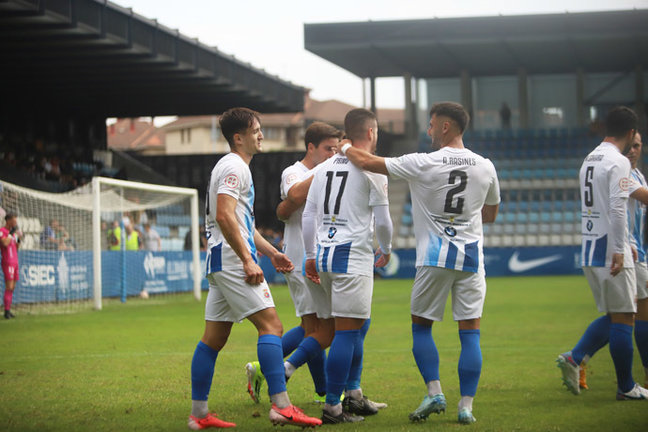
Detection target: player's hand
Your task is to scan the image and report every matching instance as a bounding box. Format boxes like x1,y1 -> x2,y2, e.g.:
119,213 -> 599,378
243,258 -> 265,285
271,252 -> 294,273
610,253 -> 624,276
336,138 -> 352,154
632,247 -> 638,262
305,259 -> 320,284
374,248 -> 390,268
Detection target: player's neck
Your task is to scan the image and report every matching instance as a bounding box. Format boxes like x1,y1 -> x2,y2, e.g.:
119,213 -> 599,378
231,149 -> 253,165
351,140 -> 373,153
300,156 -> 316,170
602,137 -> 625,153
441,136 -> 465,149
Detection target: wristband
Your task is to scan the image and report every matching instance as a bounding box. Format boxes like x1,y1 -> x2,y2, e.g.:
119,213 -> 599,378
340,143 -> 352,155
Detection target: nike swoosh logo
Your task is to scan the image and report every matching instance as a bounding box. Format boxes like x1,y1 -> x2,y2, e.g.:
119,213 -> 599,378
508,251 -> 562,273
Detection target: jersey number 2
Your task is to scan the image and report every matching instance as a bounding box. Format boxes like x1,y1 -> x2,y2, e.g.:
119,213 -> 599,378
444,170 -> 467,214
324,171 -> 348,215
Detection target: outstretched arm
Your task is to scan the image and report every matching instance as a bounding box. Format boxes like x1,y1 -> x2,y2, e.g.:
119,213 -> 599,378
337,140 -> 389,176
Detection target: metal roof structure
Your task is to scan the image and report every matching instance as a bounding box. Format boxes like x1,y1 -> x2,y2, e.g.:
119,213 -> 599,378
0,0 -> 304,117
304,9 -> 648,79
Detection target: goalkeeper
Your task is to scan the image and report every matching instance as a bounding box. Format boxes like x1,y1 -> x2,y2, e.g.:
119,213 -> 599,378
0,213 -> 21,319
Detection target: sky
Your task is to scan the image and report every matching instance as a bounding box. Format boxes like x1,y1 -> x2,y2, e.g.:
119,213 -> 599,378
116,0 -> 646,113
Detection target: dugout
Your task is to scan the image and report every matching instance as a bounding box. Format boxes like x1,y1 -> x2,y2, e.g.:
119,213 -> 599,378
305,9 -> 648,141
0,0 -> 304,191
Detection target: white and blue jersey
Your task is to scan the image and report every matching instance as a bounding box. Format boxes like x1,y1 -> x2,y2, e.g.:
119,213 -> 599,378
580,142 -> 637,268
628,168 -> 647,262
385,147 -> 500,275
304,153 -> 389,277
205,153 -> 256,275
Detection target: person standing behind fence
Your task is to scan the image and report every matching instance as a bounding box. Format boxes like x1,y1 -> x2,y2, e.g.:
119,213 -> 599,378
142,223 -> 161,251
1,213 -> 21,319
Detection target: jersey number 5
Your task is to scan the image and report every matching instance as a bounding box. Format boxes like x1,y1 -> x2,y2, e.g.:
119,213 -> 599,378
324,171 -> 348,215
444,170 -> 467,214
584,166 -> 594,207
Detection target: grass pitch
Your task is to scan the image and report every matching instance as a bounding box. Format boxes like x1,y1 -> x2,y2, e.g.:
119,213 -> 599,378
0,275 -> 646,431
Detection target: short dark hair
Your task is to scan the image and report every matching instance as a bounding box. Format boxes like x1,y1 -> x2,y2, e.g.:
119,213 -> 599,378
429,102 -> 470,133
304,122 -> 342,150
5,213 -> 16,222
344,109 -> 377,141
605,106 -> 638,139
219,107 -> 261,147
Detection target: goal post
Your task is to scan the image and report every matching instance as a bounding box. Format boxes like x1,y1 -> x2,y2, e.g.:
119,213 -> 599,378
0,177 -> 202,313
91,177 -> 201,310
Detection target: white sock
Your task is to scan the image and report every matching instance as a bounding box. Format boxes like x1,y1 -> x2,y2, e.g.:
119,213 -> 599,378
345,388 -> 363,400
270,391 -> 291,409
427,380 -> 442,396
284,361 -> 296,379
458,396 -> 473,411
324,403 -> 342,416
191,400 -> 208,418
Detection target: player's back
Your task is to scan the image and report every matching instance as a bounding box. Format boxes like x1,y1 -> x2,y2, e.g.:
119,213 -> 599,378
579,142 -> 633,267
386,147 -> 499,273
306,153 -> 388,276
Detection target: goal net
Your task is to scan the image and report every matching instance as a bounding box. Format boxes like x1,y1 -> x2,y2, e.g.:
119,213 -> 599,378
0,177 -> 201,313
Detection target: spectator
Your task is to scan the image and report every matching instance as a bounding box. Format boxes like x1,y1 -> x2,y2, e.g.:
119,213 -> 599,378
40,219 -> 64,250
124,223 -> 140,251
107,220 -> 121,251
500,102 -> 511,129
142,223 -> 161,251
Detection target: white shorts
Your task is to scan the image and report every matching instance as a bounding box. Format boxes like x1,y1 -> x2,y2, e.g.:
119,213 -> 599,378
583,266 -> 637,313
636,262 -> 648,300
285,271 -> 319,317
318,272 -> 373,319
205,268 -> 275,323
411,266 -> 486,322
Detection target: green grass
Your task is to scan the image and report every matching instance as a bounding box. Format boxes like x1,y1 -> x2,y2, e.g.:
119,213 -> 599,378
0,276 -> 647,431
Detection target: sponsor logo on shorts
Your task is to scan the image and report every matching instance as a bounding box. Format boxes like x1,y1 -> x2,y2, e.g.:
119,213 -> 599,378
224,174 -> 239,189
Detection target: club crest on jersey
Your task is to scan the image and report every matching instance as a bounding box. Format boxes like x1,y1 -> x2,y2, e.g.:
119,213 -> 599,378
444,226 -> 457,237
331,216 -> 336,222
286,173 -> 298,185
328,227 -> 337,239
224,174 -> 239,189
619,177 -> 632,191
586,220 -> 593,231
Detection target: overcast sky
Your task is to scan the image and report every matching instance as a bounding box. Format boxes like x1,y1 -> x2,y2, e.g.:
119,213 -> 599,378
117,0 -> 645,110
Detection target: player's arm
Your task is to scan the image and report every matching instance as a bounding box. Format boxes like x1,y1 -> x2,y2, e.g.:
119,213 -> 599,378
0,232 -> 10,247
609,193 -> 628,276
276,175 -> 315,221
373,204 -> 393,267
630,187 -> 648,205
215,193 -> 264,284
253,229 -> 294,273
337,140 -> 389,176
302,194 -> 320,284
482,204 -> 499,223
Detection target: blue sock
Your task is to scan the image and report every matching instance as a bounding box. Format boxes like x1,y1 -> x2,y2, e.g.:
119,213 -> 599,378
282,326 -> 305,357
458,329 -> 482,397
326,329 -> 360,405
347,319 -> 370,390
634,320 -> 648,369
609,323 -> 635,393
191,341 -> 219,400
412,323 -> 440,383
307,349 -> 327,395
258,334 -> 287,396
572,315 -> 610,364
286,336 -> 322,369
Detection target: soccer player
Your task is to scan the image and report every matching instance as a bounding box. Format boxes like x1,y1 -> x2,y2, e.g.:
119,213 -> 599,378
303,108 -> 393,424
1,213 -> 21,319
337,102 -> 500,424
557,106 -> 648,400
576,130 -> 648,392
188,107 -> 321,429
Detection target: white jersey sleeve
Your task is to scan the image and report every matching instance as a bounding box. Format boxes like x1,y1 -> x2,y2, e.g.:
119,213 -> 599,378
280,161 -> 310,271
